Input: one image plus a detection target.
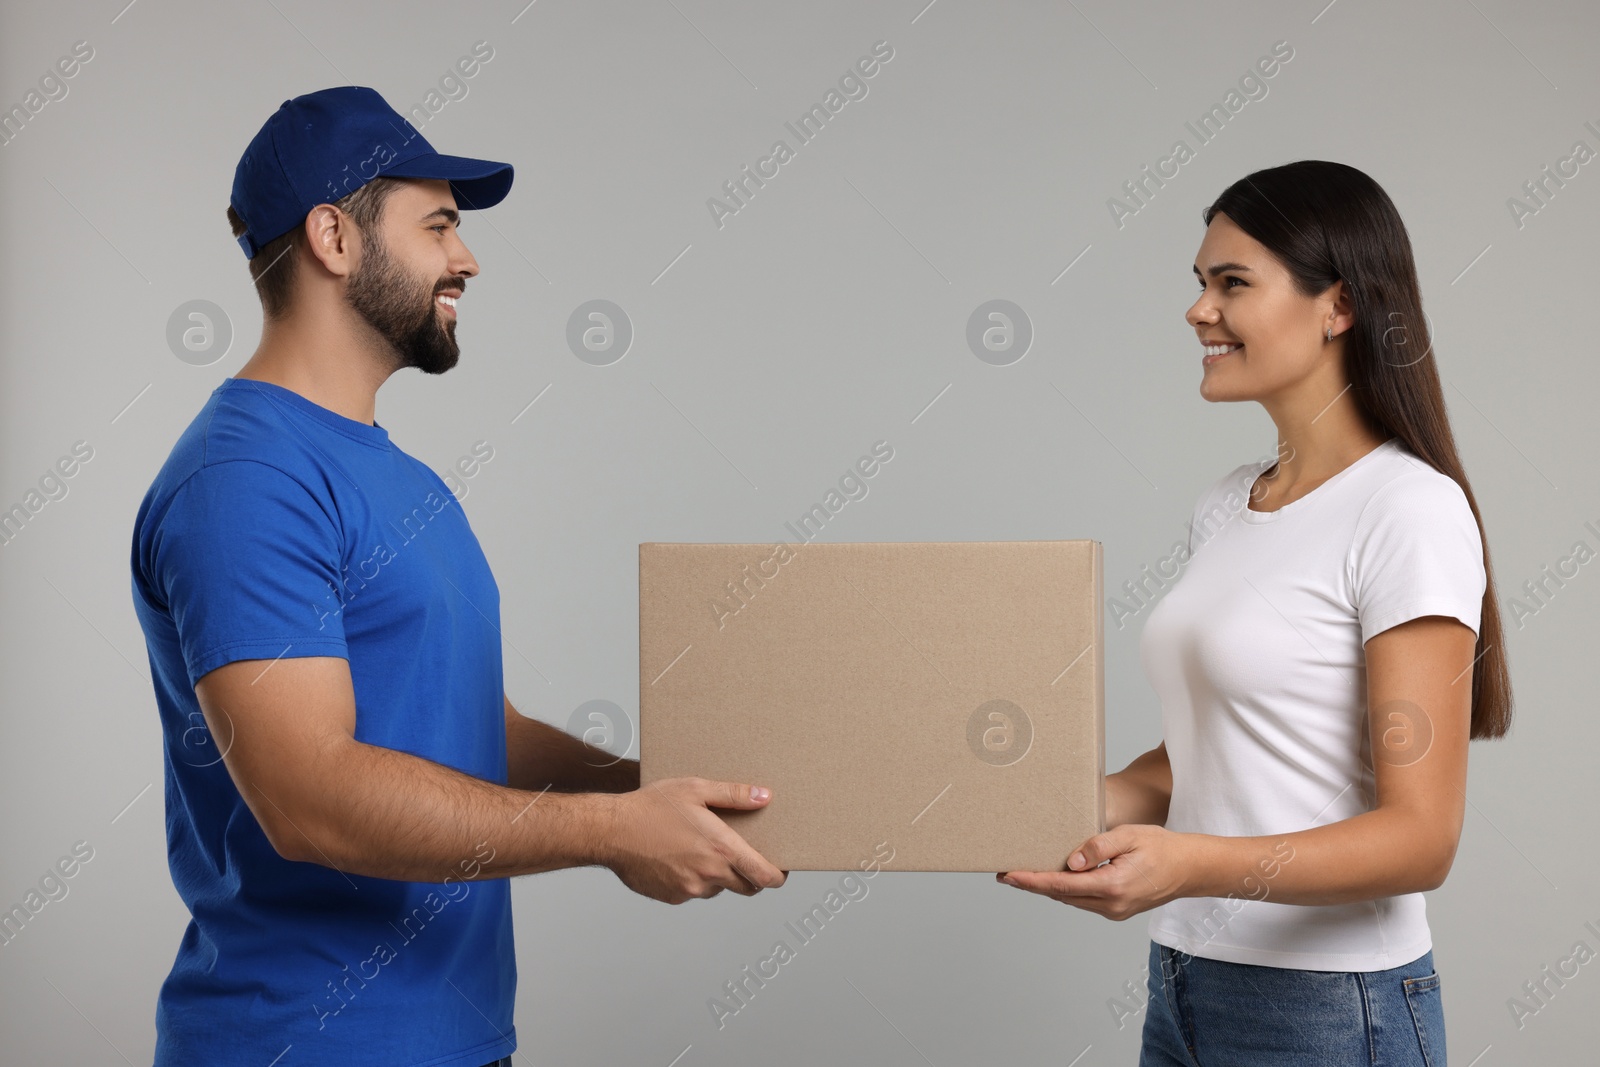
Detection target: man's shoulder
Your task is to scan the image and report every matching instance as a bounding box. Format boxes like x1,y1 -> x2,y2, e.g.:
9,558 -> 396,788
134,387 -> 340,542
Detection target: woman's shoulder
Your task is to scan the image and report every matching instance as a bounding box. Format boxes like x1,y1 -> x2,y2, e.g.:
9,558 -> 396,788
1346,443 -> 1480,564
1358,441 -> 1472,515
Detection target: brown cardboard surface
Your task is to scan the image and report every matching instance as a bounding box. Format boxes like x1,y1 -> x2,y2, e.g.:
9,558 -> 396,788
639,540 -> 1104,872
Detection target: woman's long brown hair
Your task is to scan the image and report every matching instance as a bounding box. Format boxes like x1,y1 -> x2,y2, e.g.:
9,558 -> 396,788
1204,160 -> 1513,739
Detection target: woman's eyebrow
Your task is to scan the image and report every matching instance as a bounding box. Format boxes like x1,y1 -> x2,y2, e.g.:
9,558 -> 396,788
1193,261 -> 1254,277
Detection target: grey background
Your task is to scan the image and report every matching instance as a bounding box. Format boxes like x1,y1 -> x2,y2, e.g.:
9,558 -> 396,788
3,0 -> 1597,1063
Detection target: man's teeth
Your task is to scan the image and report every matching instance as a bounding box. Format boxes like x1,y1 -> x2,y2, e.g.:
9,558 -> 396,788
1204,343 -> 1241,356
437,295 -> 457,307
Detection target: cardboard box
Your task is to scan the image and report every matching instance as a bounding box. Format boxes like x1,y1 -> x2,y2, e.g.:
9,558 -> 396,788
638,540 -> 1104,872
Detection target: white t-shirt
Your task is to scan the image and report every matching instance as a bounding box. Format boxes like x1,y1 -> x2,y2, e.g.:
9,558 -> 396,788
1141,437 -> 1486,971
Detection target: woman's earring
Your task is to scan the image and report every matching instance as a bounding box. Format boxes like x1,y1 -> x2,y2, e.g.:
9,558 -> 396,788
1325,326 -> 1334,342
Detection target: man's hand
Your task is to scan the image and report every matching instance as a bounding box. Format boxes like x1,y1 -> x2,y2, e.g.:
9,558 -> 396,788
605,777 -> 788,904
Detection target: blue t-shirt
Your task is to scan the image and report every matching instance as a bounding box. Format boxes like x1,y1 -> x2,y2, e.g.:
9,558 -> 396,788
130,377 -> 516,1066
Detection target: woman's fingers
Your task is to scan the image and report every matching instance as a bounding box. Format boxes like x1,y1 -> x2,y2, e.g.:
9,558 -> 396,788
998,868 -> 1120,896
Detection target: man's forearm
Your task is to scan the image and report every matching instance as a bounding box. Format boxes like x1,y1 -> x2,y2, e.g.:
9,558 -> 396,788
506,707 -> 641,794
276,738 -> 622,882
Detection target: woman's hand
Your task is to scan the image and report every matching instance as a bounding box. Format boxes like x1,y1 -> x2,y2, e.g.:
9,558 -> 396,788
996,825 -> 1200,921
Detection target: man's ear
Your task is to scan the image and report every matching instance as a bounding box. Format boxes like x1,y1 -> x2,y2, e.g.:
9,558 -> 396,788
304,203 -> 357,279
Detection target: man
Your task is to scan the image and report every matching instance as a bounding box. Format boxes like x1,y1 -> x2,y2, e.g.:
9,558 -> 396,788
129,85 -> 784,1067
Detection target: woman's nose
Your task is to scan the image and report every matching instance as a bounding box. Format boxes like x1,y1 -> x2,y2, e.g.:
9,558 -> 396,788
1186,297 -> 1215,327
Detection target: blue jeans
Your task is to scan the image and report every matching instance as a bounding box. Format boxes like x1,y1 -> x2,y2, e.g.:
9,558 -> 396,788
1139,941 -> 1445,1066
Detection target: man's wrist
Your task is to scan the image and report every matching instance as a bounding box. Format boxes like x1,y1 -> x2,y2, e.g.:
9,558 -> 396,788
589,790 -> 626,871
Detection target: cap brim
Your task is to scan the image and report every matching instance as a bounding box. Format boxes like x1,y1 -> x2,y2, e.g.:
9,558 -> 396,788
382,153 -> 514,211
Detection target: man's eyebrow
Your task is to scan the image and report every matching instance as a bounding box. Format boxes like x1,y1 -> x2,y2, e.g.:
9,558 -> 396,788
422,207 -> 461,226
1193,261 -> 1254,277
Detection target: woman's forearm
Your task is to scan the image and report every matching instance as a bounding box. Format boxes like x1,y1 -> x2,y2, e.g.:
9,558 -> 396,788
1182,804 -> 1460,906
1106,742 -> 1172,828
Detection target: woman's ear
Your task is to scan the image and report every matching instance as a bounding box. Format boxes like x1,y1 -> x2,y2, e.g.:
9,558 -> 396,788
1329,279 -> 1355,338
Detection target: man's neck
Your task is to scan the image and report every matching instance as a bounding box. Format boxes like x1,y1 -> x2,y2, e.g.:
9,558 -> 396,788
234,312 -> 393,426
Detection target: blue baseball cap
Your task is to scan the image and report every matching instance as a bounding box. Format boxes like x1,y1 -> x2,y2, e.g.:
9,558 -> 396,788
230,85 -> 514,259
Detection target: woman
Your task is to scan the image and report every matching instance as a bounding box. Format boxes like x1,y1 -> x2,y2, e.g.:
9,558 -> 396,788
998,160 -> 1513,1066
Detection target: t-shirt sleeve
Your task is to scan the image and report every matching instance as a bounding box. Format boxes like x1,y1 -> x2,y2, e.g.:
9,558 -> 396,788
1349,470 -> 1486,645
149,460 -> 350,686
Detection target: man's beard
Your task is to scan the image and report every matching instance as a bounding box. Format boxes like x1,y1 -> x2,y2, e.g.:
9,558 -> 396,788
345,231 -> 460,376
